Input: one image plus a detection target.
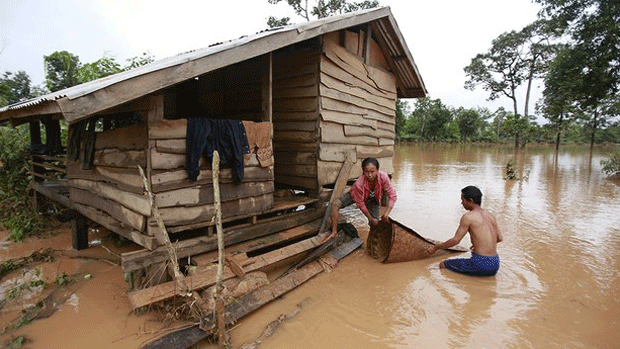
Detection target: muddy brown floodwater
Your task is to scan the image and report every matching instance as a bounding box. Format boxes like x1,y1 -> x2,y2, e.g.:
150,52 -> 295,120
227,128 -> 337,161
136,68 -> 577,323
2,143 -> 620,348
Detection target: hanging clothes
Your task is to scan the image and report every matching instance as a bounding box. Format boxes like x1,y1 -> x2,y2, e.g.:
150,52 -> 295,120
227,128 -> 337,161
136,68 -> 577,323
185,117 -> 250,183
242,120 -> 273,167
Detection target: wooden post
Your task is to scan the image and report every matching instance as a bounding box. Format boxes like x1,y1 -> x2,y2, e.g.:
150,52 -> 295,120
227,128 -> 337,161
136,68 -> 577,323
146,95 -> 164,242
71,214 -> 89,250
318,155 -> 354,237
364,24 -> 372,64
262,53 -> 273,122
212,151 -> 229,347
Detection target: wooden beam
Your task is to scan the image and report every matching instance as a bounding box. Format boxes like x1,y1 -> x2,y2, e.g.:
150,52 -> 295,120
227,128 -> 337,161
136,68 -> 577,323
262,53 -> 273,122
151,166 -> 274,193
70,188 -> 146,232
154,181 -> 274,208
30,181 -> 71,208
165,195 -> 318,233
139,237 -> 363,349
128,235 -> 324,309
190,218 -> 322,265
69,178 -> 151,216
364,25 -> 372,64
121,205 -> 324,272
156,193 -> 273,227
2,101 -> 62,126
72,203 -> 156,250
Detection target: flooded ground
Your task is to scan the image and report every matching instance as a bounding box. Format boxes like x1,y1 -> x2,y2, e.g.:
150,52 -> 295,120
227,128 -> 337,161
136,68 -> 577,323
226,144 -> 620,349
2,143 -> 619,348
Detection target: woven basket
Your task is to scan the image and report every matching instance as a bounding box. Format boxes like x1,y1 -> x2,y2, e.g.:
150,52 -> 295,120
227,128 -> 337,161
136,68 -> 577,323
366,218 -> 466,263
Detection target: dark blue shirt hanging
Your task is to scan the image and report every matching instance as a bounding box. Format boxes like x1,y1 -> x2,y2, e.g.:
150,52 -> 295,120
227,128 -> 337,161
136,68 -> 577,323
185,117 -> 250,183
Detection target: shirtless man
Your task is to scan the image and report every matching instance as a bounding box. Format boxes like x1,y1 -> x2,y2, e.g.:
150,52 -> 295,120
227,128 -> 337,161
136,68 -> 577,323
425,186 -> 503,276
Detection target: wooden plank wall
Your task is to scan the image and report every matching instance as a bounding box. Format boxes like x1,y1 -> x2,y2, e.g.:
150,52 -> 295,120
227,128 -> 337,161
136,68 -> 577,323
272,42 -> 321,191
67,122 -> 149,234
148,118 -> 275,229
317,32 -> 397,186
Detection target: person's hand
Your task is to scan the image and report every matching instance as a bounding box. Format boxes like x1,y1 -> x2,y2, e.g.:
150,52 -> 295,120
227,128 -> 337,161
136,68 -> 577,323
369,217 -> 378,226
380,213 -> 390,222
425,245 -> 436,255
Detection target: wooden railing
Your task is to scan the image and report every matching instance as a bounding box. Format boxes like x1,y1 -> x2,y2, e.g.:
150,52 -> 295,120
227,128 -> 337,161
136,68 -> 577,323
28,153 -> 67,182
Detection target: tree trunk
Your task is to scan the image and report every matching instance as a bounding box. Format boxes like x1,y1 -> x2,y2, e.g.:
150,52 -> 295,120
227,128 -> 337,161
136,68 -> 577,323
590,109 -> 599,155
514,133 -> 519,149
524,69 -> 535,117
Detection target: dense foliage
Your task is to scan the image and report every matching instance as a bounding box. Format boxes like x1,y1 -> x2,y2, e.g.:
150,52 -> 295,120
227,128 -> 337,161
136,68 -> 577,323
601,149 -> 620,176
0,126 -> 46,241
397,97 -> 620,146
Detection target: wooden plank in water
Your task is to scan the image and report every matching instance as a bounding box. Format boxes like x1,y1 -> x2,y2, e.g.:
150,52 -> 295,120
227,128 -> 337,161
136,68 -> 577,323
190,217 -> 321,266
128,235 -> 324,309
140,237 -> 363,349
121,205 -> 324,272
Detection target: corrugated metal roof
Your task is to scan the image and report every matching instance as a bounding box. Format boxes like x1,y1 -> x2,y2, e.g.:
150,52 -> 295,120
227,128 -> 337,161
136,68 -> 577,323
0,7 -> 427,123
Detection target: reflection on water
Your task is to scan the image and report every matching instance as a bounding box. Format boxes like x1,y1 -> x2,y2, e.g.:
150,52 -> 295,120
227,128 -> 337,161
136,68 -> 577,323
229,144 -> 620,349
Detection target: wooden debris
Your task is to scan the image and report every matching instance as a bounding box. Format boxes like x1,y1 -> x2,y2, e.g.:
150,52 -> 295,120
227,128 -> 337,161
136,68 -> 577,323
128,236 -> 324,309
225,255 -> 246,278
140,237 -> 363,349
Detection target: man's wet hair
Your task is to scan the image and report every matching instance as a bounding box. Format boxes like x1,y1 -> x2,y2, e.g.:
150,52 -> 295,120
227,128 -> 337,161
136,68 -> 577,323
462,185 -> 482,205
361,157 -> 380,170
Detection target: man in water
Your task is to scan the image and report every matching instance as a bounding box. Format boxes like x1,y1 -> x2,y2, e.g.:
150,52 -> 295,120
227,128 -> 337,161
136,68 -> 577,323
425,186 -> 502,276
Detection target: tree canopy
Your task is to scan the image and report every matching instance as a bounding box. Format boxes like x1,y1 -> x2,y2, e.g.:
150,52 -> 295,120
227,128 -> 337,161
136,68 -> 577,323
266,0 -> 379,27
44,51 -> 81,92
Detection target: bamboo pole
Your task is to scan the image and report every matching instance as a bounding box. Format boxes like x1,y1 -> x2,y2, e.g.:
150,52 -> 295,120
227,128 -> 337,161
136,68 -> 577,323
138,166 -> 209,317
212,151 -> 229,347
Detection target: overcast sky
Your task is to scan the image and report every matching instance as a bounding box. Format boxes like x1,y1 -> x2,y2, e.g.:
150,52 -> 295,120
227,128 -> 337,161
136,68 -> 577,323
0,0 -> 543,117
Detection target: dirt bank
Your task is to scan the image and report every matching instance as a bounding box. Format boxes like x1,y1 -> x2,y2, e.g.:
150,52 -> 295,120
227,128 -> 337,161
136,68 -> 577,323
0,223 -> 178,349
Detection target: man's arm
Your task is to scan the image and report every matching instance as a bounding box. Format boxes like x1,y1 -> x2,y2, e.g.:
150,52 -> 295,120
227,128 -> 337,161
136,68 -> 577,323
425,214 -> 470,254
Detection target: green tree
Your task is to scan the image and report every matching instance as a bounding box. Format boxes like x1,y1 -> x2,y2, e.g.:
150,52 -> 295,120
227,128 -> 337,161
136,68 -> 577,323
267,0 -> 379,27
44,51 -> 81,92
0,71 -> 46,107
519,20 -> 560,117
395,99 -> 409,139
405,98 -> 453,141
502,113 -> 531,148
539,46 -> 580,151
464,22 -> 556,117
77,53 -> 123,83
454,107 -> 484,141
125,51 -> 155,70
536,0 -> 620,152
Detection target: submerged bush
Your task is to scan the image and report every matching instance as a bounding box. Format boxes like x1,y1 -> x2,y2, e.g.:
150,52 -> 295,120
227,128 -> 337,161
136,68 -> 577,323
601,148 -> 620,176
505,158 -> 518,180
0,125 -> 45,241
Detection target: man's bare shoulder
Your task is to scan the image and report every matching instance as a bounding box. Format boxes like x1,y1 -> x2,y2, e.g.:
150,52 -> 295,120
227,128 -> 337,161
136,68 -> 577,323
480,208 -> 498,222
461,210 -> 478,223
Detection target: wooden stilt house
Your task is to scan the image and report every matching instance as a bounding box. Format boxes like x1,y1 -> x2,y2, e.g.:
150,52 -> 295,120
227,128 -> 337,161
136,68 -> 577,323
0,7 -> 427,282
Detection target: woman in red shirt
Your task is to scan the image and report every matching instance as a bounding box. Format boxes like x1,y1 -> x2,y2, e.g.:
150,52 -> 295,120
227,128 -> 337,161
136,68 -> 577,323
324,157 -> 397,242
